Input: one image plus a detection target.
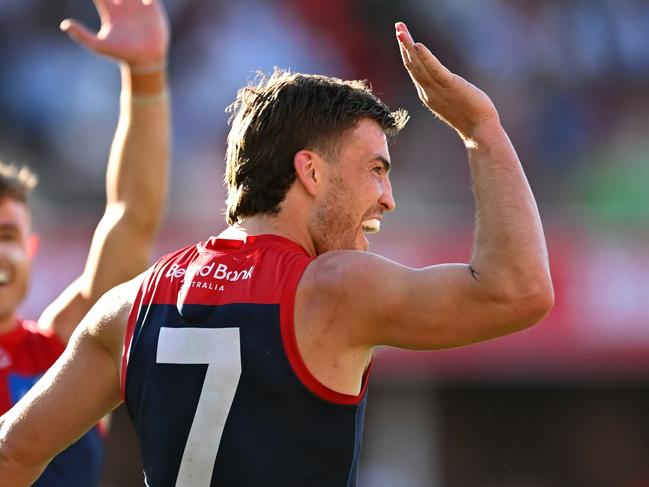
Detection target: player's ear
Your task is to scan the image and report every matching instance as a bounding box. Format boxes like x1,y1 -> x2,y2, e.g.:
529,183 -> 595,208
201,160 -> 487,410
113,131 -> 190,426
293,149 -> 322,197
27,233 -> 39,259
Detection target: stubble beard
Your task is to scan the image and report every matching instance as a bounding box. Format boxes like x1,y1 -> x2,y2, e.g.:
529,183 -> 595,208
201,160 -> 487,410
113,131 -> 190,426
310,173 -> 359,255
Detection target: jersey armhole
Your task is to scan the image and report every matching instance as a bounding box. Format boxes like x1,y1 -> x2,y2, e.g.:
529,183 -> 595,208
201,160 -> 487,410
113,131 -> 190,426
120,285 -> 145,401
119,242 -> 209,400
279,257 -> 371,406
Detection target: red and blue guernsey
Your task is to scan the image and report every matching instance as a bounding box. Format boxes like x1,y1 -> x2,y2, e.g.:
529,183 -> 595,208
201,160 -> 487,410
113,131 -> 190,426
123,234 -> 370,487
0,319 -> 105,487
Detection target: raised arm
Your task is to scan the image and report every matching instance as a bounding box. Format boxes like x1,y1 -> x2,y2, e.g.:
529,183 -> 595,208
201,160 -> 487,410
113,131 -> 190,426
0,278 -> 136,487
40,0 -> 169,342
301,23 -> 553,353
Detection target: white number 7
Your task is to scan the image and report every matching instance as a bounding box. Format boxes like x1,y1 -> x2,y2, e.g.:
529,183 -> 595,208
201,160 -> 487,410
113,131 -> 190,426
157,327 -> 242,487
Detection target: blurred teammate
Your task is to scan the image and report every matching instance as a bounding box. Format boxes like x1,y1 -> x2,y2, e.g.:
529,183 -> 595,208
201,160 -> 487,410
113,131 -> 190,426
0,0 -> 168,485
0,21 -> 552,487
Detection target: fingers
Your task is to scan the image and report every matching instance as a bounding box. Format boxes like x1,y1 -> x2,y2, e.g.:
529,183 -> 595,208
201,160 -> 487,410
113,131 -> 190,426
395,22 -> 415,51
395,22 -> 421,75
395,22 -> 454,89
92,0 -> 110,24
413,42 -> 454,88
60,19 -> 101,51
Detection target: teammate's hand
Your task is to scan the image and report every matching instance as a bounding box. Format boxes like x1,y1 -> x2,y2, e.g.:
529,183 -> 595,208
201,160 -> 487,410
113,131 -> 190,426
395,22 -> 499,144
60,0 -> 169,69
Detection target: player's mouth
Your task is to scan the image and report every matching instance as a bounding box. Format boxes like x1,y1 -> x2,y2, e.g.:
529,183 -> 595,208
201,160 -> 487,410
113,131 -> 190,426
361,218 -> 381,234
0,269 -> 10,286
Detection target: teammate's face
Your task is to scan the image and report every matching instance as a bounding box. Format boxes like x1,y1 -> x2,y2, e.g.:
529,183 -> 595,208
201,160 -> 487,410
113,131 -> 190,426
0,198 -> 35,326
310,118 -> 396,253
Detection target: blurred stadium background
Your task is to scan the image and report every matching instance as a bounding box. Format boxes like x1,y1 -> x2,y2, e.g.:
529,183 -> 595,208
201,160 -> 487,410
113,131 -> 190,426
2,0 -> 649,485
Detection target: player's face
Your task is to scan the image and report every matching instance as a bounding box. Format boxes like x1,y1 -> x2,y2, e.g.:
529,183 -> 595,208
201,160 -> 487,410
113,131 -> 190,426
0,198 -> 34,325
311,118 -> 396,253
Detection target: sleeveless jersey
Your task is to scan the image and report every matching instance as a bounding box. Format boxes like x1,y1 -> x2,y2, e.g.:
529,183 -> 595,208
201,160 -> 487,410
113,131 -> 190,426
123,234 -> 370,487
0,319 -> 105,487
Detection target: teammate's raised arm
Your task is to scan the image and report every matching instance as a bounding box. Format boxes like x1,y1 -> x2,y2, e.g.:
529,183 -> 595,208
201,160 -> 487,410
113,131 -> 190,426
0,3 -> 170,484
40,0 -> 170,343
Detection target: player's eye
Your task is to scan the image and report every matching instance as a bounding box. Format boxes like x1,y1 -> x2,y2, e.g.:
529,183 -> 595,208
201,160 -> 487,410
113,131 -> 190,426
0,230 -> 19,242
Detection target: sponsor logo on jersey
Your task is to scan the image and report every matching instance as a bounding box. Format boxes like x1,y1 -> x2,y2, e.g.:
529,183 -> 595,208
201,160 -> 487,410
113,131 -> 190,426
187,281 -> 225,291
166,263 -> 254,283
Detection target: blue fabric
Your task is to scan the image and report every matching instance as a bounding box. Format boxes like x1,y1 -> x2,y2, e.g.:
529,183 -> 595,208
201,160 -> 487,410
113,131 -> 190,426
33,427 -> 104,487
126,303 -> 366,487
8,373 -> 105,487
7,372 -> 42,404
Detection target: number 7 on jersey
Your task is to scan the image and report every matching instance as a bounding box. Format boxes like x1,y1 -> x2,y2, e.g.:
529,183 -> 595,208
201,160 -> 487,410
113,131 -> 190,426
157,327 -> 242,487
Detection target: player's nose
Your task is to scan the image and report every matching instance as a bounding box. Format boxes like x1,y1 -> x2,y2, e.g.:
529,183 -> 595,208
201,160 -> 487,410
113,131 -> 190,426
379,178 -> 396,212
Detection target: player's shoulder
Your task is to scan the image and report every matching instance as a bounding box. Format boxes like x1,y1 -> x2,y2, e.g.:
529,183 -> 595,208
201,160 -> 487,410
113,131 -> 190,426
296,250 -> 412,338
140,241 -> 203,289
81,273 -> 145,348
300,250 -> 402,299
154,242 -> 202,269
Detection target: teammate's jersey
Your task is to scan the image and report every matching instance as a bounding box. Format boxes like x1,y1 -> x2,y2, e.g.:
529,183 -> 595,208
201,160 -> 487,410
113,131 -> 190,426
0,319 -> 105,487
123,234 -> 370,487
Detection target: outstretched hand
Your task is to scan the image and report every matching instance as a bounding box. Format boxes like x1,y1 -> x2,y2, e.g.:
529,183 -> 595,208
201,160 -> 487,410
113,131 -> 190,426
60,0 -> 169,69
395,22 -> 499,144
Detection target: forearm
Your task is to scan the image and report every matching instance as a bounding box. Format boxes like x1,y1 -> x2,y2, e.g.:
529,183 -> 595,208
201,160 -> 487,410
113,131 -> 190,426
467,121 -> 551,302
0,449 -> 45,487
72,66 -> 169,308
0,420 -> 47,487
107,64 -> 169,232
48,0 -> 170,340
0,304 -> 124,485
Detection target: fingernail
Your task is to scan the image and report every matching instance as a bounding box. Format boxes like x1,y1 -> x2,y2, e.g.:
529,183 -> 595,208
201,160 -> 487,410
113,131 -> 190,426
60,19 -> 70,31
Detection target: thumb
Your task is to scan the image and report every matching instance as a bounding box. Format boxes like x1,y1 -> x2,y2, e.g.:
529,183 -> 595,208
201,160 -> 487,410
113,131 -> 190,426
60,19 -> 100,51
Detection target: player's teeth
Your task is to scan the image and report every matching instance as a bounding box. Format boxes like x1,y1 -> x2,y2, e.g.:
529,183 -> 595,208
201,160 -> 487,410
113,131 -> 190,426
361,219 -> 381,234
0,271 -> 8,284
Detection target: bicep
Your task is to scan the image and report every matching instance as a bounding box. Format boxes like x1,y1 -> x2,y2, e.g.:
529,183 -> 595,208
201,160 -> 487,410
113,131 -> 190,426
80,204 -> 152,299
341,256 -> 528,350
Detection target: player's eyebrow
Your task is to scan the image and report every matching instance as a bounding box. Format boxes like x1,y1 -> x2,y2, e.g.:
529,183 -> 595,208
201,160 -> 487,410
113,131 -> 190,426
374,155 -> 391,173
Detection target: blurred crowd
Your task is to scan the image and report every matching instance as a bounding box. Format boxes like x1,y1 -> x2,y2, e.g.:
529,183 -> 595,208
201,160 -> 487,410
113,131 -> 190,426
1,0 -> 648,231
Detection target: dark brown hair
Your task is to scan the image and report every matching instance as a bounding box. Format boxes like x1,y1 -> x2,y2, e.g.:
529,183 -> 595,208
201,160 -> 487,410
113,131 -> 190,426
0,162 -> 38,205
224,68 -> 408,225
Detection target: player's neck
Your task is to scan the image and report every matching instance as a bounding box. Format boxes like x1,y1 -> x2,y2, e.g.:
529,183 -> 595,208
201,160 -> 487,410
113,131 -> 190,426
227,186 -> 318,256
230,214 -> 316,257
